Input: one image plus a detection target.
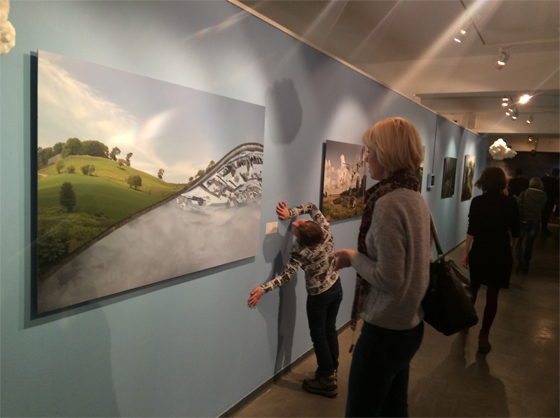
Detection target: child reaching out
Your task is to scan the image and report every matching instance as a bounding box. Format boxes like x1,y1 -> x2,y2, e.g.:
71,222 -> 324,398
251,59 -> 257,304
248,202 -> 342,398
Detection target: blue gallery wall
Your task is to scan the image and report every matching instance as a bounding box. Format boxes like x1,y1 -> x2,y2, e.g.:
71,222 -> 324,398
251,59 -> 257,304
0,1 -> 483,417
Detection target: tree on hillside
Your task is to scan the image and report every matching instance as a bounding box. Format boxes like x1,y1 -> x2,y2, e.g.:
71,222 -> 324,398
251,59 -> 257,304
59,182 -> 76,212
109,147 -> 121,161
52,142 -> 64,155
55,159 -> 65,174
82,140 -> 109,158
189,176 -> 194,182
195,169 -> 205,178
157,169 -> 164,179
206,160 -> 215,173
81,164 -> 90,175
62,138 -> 83,157
88,165 -> 96,176
38,147 -> 55,168
67,165 -> 76,174
126,152 -> 133,167
117,158 -> 127,167
127,175 -> 142,190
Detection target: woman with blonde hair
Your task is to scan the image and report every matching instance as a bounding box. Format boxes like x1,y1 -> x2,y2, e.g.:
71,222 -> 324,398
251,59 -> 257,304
335,117 -> 432,417
516,176 -> 546,272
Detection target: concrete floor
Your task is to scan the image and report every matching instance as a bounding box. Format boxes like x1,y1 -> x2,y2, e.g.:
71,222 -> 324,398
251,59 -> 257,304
234,225 -> 559,417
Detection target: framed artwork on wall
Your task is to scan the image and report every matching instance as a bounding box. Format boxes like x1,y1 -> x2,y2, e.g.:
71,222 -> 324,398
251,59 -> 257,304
461,155 -> 476,201
415,146 -> 425,192
35,50 -> 265,315
441,157 -> 457,199
321,140 -> 367,222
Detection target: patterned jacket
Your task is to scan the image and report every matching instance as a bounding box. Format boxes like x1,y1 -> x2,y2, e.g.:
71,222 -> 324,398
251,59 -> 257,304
261,203 -> 338,296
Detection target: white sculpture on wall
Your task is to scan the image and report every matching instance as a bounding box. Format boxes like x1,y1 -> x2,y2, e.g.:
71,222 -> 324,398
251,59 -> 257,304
489,138 -> 517,160
0,0 -> 16,55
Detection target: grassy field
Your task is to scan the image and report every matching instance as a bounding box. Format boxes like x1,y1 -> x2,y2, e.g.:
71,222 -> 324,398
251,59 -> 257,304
322,194 -> 364,222
37,155 -> 186,277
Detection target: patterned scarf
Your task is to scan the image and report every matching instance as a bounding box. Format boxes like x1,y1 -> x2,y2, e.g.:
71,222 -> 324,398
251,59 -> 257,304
350,169 -> 420,332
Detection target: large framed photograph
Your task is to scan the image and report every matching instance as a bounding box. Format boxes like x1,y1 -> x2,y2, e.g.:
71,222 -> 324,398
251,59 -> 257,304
321,140 -> 367,222
415,146 -> 425,192
35,51 -> 265,315
441,157 -> 457,199
461,155 -> 476,201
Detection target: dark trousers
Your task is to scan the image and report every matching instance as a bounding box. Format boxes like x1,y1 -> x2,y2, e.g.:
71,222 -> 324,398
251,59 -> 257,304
346,321 -> 424,417
516,220 -> 540,266
306,278 -> 342,377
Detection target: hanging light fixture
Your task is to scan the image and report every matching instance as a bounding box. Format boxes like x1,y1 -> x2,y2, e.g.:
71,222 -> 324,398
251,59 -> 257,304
502,96 -> 510,107
496,48 -> 510,69
526,115 -> 533,124
519,94 -> 532,104
511,109 -> 519,120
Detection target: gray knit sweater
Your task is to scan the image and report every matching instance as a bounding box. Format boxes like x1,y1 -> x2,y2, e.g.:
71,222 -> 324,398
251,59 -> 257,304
350,188 -> 432,330
518,188 -> 547,221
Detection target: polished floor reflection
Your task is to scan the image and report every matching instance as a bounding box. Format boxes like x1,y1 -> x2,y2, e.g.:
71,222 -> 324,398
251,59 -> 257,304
234,226 -> 559,417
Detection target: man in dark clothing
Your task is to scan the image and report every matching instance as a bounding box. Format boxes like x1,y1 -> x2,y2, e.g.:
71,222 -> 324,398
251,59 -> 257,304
541,168 -> 559,233
507,168 -> 529,198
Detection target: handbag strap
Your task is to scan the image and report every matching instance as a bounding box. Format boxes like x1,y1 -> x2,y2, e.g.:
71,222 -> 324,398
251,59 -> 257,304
430,216 -> 445,258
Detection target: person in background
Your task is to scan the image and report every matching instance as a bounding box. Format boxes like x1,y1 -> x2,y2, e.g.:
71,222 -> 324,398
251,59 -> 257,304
516,177 -> 547,272
248,202 -> 342,398
462,167 -> 520,354
335,117 -> 431,417
541,168 -> 559,233
507,168 -> 529,198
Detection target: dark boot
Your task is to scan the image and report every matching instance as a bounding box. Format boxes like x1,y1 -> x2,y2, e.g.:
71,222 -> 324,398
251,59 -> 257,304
478,330 -> 492,354
302,374 -> 338,398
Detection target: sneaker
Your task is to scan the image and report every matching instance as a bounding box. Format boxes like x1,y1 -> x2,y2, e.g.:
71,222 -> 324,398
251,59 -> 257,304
302,374 -> 338,398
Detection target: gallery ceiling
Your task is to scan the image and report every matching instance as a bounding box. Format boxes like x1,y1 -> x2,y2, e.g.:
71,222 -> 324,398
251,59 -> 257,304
234,0 -> 559,146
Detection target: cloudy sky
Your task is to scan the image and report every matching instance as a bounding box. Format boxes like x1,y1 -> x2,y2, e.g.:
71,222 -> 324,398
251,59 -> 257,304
38,50 -> 265,183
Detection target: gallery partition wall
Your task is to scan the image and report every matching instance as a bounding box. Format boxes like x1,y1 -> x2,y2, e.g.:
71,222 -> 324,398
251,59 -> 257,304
0,1 -> 484,416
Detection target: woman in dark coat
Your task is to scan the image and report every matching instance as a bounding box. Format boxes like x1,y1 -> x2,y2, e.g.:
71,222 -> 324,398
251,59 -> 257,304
462,167 -> 520,353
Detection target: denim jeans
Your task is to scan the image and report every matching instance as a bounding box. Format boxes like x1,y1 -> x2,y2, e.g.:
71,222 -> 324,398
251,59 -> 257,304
516,220 -> 541,266
346,321 -> 424,417
306,278 -> 342,377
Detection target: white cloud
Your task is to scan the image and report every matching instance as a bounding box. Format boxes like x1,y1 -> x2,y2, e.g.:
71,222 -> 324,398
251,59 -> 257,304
0,0 -> 15,55
489,138 -> 517,160
38,55 -> 138,149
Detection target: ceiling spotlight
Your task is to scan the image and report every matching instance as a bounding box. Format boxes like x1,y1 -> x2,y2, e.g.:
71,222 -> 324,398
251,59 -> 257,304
502,96 -> 509,102
496,48 -> 510,69
454,29 -> 467,43
519,94 -> 531,104
526,115 -> 533,124
528,136 -> 533,142
505,111 -> 511,116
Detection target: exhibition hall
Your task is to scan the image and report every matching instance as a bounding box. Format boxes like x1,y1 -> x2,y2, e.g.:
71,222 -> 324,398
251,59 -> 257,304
0,1 -> 557,416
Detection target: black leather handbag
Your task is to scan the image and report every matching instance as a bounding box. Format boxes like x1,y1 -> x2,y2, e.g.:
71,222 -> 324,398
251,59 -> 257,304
422,219 -> 479,336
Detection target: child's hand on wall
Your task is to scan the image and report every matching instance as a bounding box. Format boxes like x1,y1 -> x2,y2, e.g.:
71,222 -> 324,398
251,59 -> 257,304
276,201 -> 290,220
248,286 -> 263,307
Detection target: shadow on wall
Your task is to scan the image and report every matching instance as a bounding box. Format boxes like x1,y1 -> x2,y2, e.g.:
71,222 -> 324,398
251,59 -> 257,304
259,227 -> 298,375
409,332 -> 509,417
265,79 -> 302,145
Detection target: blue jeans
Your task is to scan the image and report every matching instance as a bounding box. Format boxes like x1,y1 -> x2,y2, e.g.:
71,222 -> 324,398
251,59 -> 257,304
306,278 -> 342,377
516,220 -> 540,266
346,321 -> 424,417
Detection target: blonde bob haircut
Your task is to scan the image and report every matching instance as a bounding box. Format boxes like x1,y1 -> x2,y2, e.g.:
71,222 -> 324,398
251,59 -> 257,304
362,117 -> 424,174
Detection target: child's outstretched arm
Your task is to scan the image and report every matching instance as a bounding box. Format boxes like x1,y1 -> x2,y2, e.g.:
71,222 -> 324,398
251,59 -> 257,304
247,256 -> 303,307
